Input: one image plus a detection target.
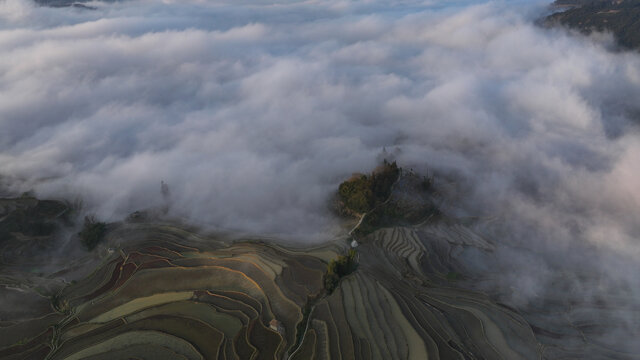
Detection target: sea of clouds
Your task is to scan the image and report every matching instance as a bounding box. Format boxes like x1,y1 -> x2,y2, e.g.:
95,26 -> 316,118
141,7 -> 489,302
0,0 -> 639,252
2,0 -> 640,352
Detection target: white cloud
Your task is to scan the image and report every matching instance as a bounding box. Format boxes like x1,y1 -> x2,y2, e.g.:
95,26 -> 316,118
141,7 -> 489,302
0,0 -> 638,247
2,0 -> 640,351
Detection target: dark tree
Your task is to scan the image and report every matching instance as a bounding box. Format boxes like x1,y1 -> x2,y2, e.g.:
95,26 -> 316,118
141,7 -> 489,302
78,215 -> 107,250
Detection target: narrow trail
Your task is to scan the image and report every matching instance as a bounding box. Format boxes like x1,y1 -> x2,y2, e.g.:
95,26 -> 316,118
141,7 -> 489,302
288,170 -> 403,359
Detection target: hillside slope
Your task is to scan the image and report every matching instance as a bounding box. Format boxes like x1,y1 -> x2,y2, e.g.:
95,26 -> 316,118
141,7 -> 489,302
544,0 -> 640,50
1,169 -> 638,359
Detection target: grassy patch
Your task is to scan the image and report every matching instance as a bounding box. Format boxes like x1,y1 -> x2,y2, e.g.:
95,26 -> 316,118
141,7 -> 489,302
446,271 -> 463,282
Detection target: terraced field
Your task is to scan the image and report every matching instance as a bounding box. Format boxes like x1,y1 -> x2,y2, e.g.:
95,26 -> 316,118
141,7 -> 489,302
0,199 -> 338,359
45,226 -> 333,360
2,191 -> 635,359
290,225 -> 543,360
1,212 -> 542,359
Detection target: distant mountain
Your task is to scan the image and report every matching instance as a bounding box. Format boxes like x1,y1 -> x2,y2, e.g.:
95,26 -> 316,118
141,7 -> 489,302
544,0 -> 640,50
34,0 -> 100,9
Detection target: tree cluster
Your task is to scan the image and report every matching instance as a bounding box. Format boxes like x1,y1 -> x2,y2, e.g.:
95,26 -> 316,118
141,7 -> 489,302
337,160 -> 400,215
78,215 -> 107,250
324,249 -> 358,294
